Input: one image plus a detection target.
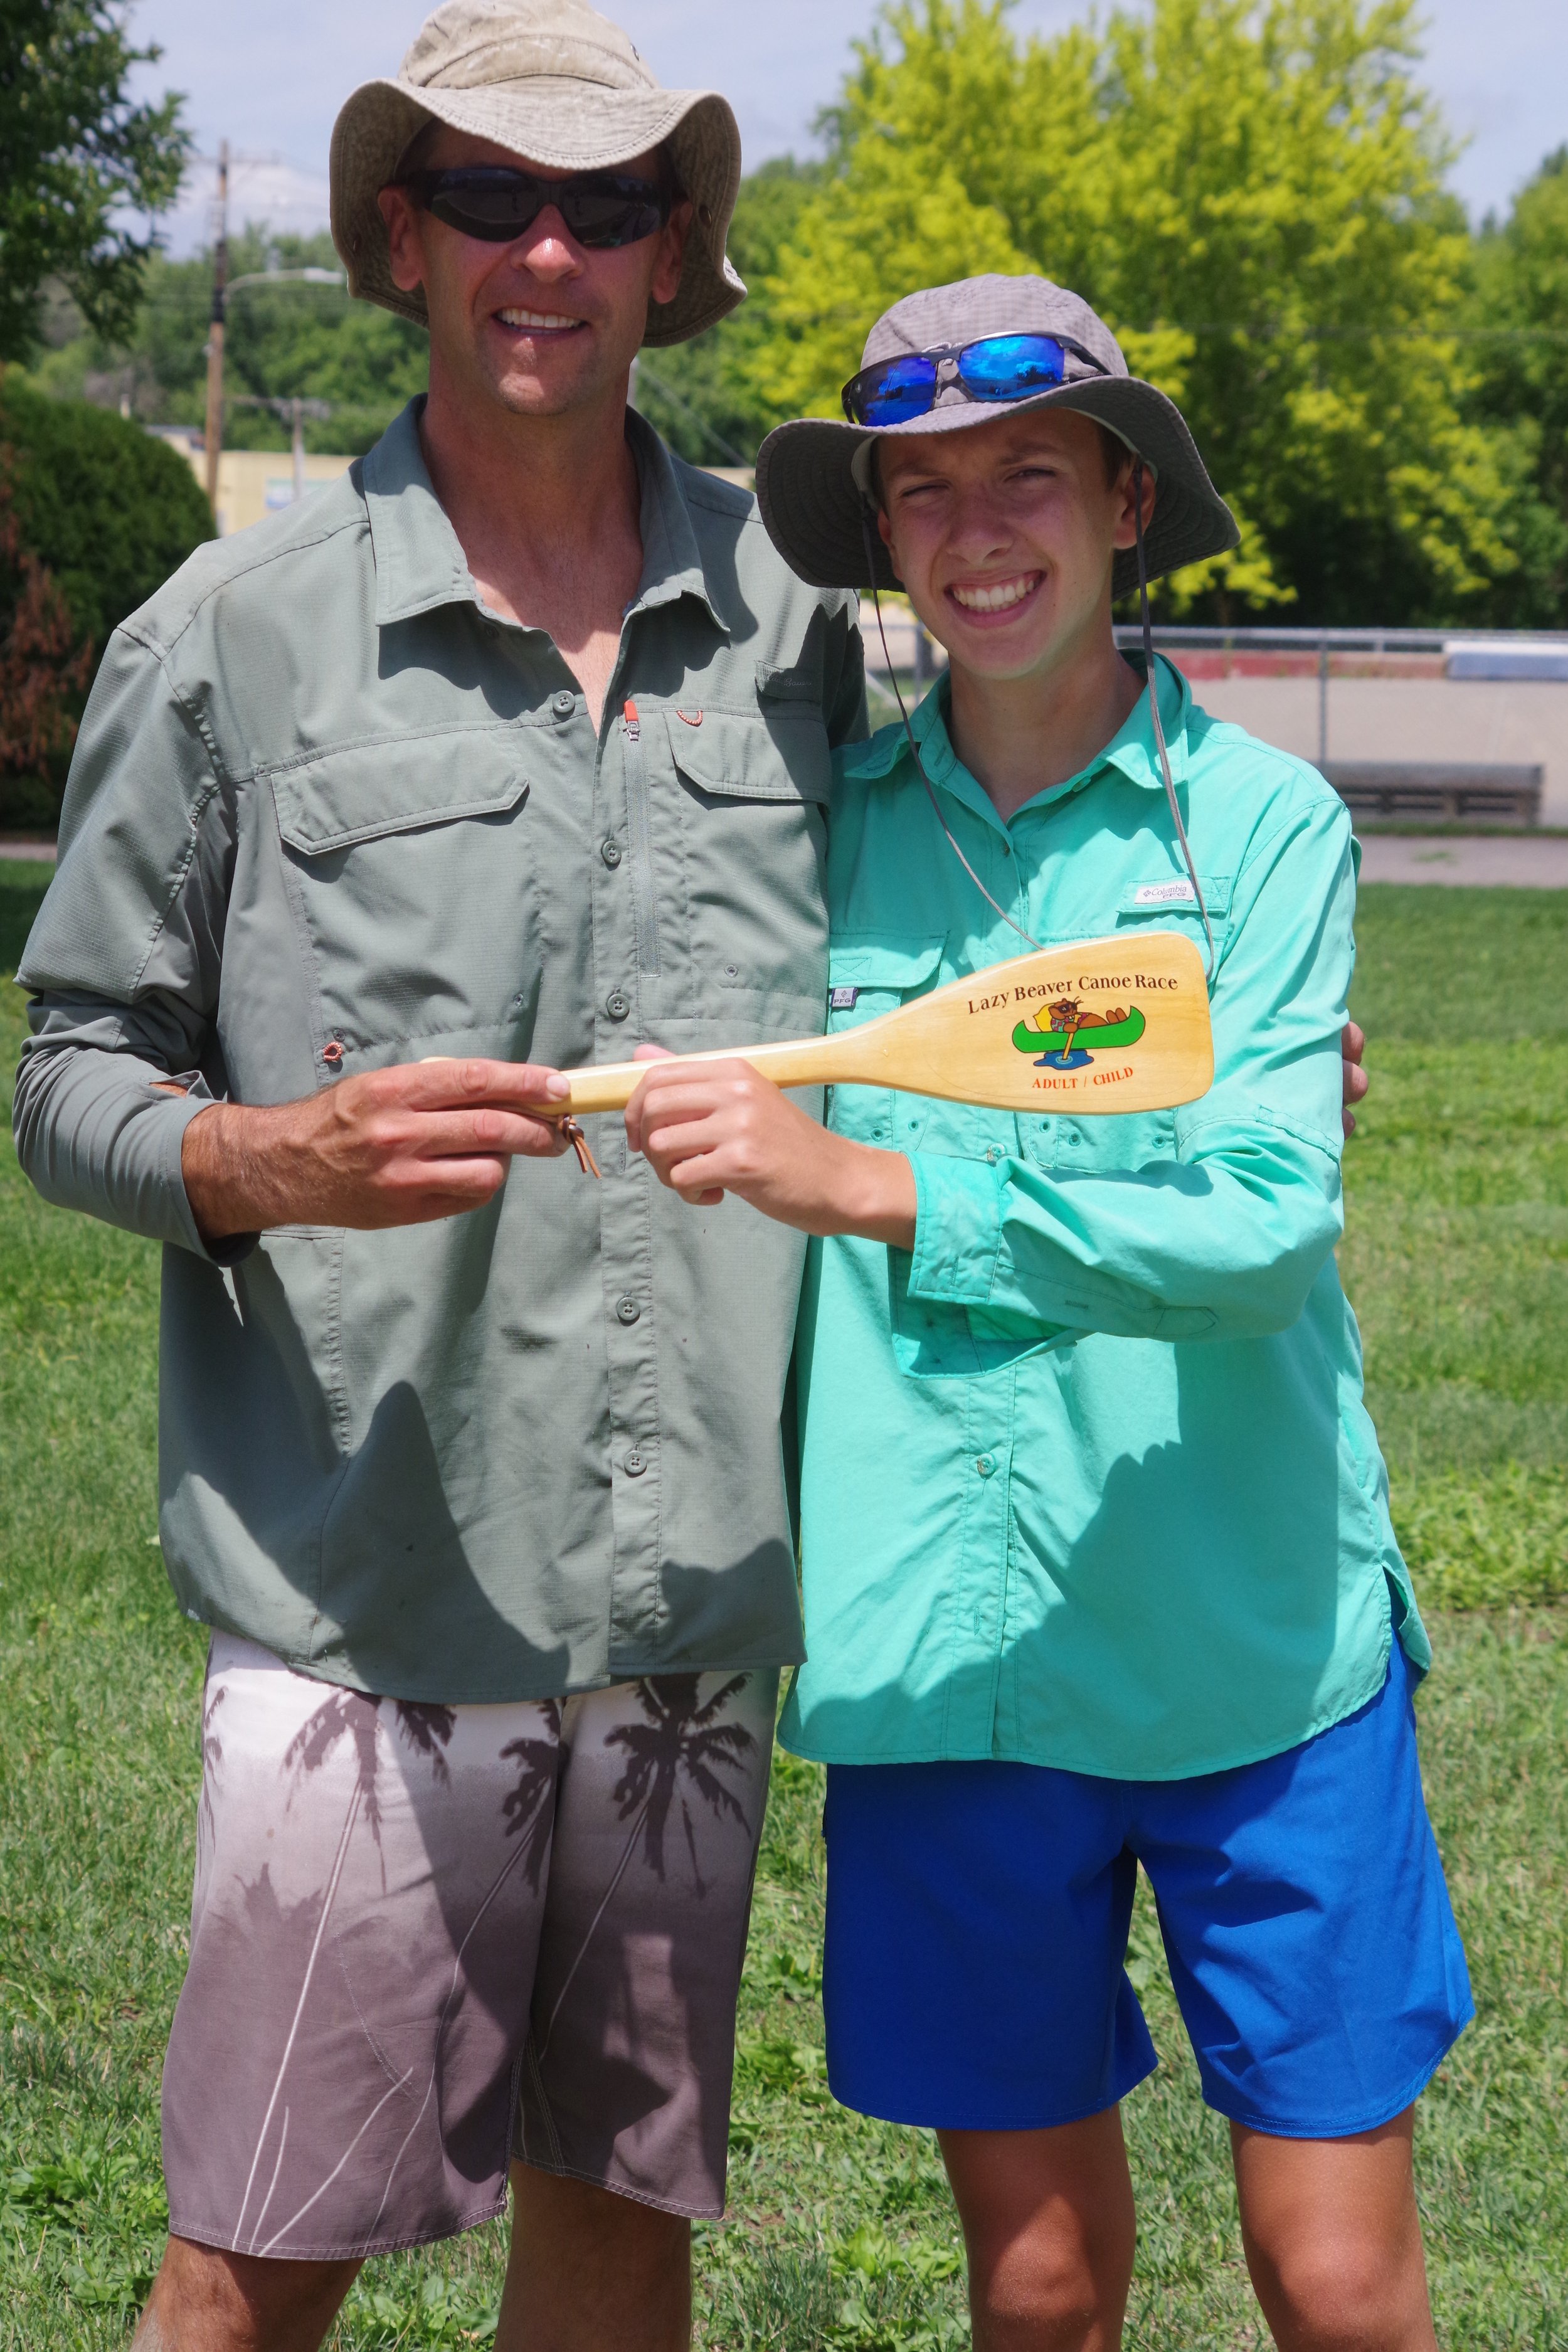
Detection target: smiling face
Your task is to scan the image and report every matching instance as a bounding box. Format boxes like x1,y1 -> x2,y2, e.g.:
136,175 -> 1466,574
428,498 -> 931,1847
875,406 -> 1152,686
377,127 -> 691,423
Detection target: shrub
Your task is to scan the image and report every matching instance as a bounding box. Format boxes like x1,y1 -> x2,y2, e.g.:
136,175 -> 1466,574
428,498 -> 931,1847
0,374 -> 212,828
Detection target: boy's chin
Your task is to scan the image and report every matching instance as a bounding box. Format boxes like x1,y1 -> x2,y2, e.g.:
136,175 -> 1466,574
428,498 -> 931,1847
942,625 -> 1063,684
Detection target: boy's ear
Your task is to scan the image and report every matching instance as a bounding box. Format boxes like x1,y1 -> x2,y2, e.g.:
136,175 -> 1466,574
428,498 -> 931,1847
876,504 -> 905,586
1110,462 -> 1157,553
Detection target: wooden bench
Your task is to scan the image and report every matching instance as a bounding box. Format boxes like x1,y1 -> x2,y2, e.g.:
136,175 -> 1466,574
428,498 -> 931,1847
1322,762 -> 1543,829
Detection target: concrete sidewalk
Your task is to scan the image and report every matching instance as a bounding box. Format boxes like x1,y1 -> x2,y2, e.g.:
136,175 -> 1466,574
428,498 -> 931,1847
1355,834 -> 1568,887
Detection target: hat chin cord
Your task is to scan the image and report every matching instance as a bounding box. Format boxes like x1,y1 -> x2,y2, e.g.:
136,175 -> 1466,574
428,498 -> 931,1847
858,455 -> 1216,990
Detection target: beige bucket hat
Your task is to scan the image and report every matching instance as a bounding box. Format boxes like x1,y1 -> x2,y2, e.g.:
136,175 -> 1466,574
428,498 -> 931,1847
330,0 -> 745,347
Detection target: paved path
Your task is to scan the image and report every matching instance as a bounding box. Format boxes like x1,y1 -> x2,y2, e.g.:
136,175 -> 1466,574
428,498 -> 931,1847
0,840 -> 58,862
1355,834 -> 1568,887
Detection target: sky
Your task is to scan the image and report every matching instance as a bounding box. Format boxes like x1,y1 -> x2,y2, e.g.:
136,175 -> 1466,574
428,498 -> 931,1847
128,0 -> 1568,256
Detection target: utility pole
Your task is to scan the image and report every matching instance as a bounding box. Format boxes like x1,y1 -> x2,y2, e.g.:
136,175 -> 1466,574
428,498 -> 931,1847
203,140 -> 230,514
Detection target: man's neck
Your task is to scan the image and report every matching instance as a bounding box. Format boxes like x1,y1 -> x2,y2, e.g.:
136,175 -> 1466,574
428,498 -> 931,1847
417,359 -> 647,729
945,619 -> 1145,824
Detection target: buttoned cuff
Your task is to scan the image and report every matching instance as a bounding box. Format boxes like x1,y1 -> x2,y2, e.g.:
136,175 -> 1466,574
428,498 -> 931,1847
907,1152 -> 1006,1305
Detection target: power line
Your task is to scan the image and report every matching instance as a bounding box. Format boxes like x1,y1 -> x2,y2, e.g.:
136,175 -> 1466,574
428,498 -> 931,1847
633,361 -> 751,467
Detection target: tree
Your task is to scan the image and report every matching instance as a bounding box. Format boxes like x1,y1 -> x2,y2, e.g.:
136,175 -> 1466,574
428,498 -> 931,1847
0,373 -> 211,824
750,0 -> 1525,625
0,0 -> 189,361
633,158 -> 827,469
24,228 -> 431,455
1464,151 -> 1568,625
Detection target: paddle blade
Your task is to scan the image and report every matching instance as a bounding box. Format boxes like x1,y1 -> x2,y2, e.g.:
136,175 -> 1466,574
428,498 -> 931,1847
826,930 -> 1213,1114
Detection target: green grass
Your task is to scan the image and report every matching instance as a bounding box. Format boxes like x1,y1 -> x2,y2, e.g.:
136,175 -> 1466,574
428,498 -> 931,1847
3,864 -> 1566,2347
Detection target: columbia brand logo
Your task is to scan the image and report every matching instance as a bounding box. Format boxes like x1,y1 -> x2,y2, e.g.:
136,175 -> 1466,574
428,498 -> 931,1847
830,986 -> 860,1010
1132,879 -> 1197,906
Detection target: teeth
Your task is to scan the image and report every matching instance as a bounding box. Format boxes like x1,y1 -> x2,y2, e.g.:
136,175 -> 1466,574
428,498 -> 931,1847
950,576 -> 1039,613
497,309 -> 581,329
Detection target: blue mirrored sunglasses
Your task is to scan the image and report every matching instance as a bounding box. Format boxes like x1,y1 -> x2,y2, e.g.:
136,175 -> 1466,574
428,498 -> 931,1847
841,332 -> 1107,428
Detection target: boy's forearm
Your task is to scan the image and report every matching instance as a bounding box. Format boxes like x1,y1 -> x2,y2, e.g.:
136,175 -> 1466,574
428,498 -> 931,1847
818,1135 -> 917,1251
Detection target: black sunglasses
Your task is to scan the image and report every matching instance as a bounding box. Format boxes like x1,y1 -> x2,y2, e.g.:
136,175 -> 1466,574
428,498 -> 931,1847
400,166 -> 674,250
842,332 -> 1109,427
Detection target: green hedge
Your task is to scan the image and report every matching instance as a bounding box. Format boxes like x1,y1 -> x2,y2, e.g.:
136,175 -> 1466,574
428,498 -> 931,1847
1,376 -> 213,828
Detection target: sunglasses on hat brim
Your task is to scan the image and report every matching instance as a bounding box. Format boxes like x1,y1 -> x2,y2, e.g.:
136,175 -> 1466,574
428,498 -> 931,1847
398,166 -> 675,250
842,332 -> 1110,428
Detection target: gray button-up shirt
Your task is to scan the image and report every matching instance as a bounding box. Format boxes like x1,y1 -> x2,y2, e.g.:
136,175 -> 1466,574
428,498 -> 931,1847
14,402 -> 866,1701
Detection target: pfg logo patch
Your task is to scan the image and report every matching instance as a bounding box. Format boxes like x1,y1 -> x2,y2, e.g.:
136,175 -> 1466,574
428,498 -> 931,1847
829,986 -> 860,1011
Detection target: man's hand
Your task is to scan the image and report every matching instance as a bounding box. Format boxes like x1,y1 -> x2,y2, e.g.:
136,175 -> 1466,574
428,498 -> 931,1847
182,1058 -> 572,1244
1342,1020 -> 1368,1138
625,1053 -> 917,1249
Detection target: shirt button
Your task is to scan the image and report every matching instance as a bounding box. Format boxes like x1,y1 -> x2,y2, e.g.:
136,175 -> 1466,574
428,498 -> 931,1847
552,689 -> 575,718
605,990 -> 631,1022
624,1449 -> 649,1477
600,838 -> 622,868
976,1454 -> 996,1478
616,1296 -> 640,1325
985,1145 -> 1002,1165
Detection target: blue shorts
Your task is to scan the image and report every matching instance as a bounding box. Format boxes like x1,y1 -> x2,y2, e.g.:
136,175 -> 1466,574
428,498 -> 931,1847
822,1643 -> 1471,2137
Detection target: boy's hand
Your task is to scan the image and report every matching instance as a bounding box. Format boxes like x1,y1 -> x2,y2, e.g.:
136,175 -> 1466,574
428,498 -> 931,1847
1342,1020 -> 1368,1138
625,1053 -> 917,1248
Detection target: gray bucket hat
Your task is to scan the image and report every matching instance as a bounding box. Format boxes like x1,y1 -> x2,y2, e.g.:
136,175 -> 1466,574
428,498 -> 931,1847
331,0 -> 745,348
756,274 -> 1239,598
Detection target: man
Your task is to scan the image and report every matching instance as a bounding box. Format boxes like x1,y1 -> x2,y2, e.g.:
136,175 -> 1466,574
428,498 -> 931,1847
627,275 -> 1466,2352
13,5 -> 862,2346
14,16 -> 1367,2349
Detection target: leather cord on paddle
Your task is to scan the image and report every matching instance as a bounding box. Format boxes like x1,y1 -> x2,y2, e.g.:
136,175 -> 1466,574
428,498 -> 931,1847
560,1115 -> 602,1179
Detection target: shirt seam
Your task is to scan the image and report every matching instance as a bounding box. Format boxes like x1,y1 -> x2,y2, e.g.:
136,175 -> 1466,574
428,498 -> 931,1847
123,649 -> 228,1001
117,501 -> 369,666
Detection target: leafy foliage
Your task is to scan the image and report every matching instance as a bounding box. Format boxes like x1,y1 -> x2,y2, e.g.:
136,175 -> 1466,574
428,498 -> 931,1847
0,0 -> 189,361
1463,147 -> 1568,625
0,455 -> 93,797
0,373 -> 211,825
25,226 -> 430,455
633,159 -> 828,469
749,0 -> 1534,626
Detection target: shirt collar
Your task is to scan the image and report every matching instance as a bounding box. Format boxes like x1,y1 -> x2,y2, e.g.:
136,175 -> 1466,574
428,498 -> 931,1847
841,651 -> 1192,815
364,398 -> 728,637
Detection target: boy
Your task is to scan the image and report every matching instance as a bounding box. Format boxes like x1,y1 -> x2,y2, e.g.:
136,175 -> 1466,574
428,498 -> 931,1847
623,277 -> 1469,2351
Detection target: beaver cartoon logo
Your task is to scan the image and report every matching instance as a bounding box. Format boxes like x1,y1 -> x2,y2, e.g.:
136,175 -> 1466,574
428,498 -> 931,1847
1011,993 -> 1148,1071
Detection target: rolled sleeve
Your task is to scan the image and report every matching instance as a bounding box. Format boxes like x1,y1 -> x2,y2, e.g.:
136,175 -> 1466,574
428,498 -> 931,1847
13,623 -> 244,1262
908,1150 -> 1005,1303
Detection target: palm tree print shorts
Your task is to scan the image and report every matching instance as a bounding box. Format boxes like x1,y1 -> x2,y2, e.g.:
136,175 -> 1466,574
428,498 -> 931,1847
161,1634 -> 778,2260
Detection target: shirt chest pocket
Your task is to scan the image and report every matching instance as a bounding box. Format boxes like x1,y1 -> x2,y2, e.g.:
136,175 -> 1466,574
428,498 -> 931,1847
1114,870 -> 1232,946
823,934 -> 956,1149
268,729 -> 542,1066
660,701 -> 831,1030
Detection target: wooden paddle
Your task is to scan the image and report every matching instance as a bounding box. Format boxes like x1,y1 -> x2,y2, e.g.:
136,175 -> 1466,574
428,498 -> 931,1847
563,930 -> 1212,1118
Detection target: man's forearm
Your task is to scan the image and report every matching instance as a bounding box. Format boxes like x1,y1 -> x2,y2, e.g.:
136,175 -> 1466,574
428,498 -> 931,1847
181,1100 -> 305,1244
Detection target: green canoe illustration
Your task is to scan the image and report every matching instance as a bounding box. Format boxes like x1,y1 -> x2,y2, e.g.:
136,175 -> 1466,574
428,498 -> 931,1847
1012,1006 -> 1147,1058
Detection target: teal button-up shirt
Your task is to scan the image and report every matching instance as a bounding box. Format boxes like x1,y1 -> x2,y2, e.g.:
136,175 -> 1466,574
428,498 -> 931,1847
780,659 -> 1423,1781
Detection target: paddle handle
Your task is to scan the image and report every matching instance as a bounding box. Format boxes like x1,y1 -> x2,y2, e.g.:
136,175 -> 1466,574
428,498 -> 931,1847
564,1034 -> 839,1115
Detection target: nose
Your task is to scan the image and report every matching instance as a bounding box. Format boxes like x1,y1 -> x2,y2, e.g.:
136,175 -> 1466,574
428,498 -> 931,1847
509,209 -> 583,283
946,481 -> 1014,566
